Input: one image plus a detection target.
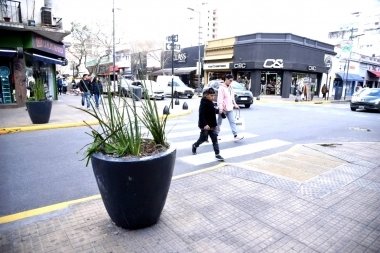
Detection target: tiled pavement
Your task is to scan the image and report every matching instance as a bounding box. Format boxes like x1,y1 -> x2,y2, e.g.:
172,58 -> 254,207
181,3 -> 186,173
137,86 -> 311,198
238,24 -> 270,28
0,142 -> 379,252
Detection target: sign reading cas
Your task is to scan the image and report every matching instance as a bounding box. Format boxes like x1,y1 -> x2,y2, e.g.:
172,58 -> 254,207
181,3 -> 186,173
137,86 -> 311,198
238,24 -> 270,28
174,52 -> 187,63
263,59 -> 283,68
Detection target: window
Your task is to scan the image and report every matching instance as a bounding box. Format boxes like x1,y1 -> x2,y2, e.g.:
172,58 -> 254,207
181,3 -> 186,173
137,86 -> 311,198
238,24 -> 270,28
212,35 -> 215,38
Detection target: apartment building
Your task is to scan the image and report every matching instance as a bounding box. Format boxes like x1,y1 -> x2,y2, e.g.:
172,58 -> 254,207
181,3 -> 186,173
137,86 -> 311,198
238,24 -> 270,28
0,0 -> 70,108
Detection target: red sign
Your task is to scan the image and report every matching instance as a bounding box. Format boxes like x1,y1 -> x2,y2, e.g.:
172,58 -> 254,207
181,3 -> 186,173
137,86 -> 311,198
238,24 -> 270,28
109,65 -> 119,71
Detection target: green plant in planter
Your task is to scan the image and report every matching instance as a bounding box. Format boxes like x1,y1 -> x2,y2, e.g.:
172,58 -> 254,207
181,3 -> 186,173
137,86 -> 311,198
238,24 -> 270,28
27,78 -> 46,102
75,75 -> 175,229
75,78 -> 170,165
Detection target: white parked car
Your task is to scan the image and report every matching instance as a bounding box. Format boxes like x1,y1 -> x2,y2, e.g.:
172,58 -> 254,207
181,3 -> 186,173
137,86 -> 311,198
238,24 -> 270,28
119,78 -> 133,97
131,80 -> 165,100
156,75 -> 194,99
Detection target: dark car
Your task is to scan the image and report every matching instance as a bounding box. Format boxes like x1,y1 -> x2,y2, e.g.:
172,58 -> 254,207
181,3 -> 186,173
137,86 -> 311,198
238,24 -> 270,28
350,88 -> 380,112
203,80 -> 254,108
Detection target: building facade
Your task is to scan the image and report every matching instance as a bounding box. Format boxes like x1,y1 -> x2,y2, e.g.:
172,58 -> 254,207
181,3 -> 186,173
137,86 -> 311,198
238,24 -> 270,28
159,45 -> 205,89
0,0 -> 69,108
232,33 -> 336,98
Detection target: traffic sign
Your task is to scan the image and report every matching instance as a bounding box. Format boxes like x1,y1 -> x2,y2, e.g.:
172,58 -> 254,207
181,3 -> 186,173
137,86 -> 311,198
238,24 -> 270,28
165,43 -> 180,51
166,35 -> 178,42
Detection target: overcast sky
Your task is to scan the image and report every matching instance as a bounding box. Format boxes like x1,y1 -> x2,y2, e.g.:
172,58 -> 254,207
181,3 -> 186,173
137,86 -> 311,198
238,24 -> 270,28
57,0 -> 380,47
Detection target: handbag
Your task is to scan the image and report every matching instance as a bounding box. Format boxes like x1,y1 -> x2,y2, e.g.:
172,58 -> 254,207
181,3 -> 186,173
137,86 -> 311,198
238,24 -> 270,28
234,109 -> 245,131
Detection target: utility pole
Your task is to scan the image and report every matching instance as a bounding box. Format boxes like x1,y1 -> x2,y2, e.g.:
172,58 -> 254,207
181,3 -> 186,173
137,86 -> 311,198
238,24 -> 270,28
344,28 -> 354,100
187,7 -> 202,90
171,34 -> 174,109
112,0 -> 116,93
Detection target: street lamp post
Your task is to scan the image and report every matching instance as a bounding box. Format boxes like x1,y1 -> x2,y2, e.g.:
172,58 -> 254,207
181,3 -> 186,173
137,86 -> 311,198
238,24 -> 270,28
112,0 -> 116,94
187,7 -> 201,90
344,29 -> 364,100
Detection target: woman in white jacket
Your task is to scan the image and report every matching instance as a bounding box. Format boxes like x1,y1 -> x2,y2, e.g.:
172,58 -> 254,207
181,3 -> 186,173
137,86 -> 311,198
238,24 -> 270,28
217,74 -> 244,141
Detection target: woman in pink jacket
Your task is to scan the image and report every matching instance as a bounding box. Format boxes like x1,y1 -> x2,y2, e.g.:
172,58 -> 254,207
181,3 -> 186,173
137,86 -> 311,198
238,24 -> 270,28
217,74 -> 244,141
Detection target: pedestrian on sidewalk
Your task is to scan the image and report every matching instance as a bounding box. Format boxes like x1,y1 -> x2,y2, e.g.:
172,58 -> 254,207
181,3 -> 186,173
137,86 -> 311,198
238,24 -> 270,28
216,74 -> 244,141
92,76 -> 103,109
62,78 -> 68,94
192,88 -> 224,161
57,77 -> 63,95
322,84 -> 328,100
78,74 -> 92,109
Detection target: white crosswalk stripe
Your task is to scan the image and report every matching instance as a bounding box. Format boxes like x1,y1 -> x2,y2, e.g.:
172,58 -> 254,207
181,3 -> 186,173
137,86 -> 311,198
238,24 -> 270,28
171,132 -> 259,150
180,139 -> 292,166
167,127 -> 230,138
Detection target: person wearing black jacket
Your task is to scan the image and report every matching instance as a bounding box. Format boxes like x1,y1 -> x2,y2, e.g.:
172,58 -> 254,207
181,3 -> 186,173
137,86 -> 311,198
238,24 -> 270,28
78,74 -> 92,109
192,88 -> 224,161
92,76 -> 103,108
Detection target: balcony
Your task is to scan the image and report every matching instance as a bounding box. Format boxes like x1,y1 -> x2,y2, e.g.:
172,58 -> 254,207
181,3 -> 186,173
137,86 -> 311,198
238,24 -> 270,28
0,0 -> 70,42
0,0 -> 21,23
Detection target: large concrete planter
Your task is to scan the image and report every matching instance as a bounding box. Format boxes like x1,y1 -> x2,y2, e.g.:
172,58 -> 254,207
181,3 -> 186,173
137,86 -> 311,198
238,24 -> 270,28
91,145 -> 176,230
26,100 -> 52,124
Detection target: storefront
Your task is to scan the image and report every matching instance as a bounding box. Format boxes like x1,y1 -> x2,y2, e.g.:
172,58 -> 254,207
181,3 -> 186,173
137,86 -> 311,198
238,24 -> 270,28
231,33 -> 336,98
204,37 -> 235,85
0,30 -> 68,108
366,70 -> 380,88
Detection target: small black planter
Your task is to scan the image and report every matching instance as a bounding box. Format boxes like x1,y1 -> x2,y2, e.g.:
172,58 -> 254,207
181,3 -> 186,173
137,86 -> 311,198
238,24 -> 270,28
91,145 -> 176,230
26,100 -> 53,124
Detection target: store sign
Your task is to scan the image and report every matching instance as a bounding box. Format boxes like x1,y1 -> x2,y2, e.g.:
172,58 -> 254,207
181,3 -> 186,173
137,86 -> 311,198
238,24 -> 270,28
204,63 -> 230,69
233,63 -> 246,68
308,66 -> 317,71
32,34 -> 65,57
263,59 -> 283,68
174,52 -> 187,63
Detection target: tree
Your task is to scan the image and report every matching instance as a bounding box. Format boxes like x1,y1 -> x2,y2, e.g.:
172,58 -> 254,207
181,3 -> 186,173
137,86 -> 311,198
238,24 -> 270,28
129,40 -> 171,78
67,22 -> 115,77
66,22 -> 92,78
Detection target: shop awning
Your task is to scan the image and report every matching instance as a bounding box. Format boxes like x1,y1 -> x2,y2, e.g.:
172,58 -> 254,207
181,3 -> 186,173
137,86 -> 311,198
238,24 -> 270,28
152,67 -> 197,75
0,49 -> 16,58
350,73 -> 364,81
204,54 -> 233,61
368,70 -> 380,77
33,53 -> 65,65
335,72 -> 364,82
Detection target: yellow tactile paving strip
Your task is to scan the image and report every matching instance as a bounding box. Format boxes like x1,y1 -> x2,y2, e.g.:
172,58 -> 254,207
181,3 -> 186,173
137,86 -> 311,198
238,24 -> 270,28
242,145 -> 346,182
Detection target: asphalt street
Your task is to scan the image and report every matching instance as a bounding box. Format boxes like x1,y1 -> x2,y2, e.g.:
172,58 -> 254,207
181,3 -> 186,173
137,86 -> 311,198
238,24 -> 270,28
0,100 -> 379,217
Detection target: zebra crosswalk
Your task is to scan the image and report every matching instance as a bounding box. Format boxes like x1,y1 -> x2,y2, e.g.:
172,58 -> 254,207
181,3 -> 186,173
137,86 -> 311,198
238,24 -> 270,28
162,119 -> 292,166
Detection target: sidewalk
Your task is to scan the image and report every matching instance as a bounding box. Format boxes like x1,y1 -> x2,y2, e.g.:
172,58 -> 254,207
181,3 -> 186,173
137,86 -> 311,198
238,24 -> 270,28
0,94 -> 193,134
256,94 -> 350,104
0,142 -> 379,252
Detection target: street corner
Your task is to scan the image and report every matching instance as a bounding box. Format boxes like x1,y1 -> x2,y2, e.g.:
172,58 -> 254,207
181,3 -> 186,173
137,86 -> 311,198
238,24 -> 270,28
161,108 -> 193,119
235,144 -> 347,182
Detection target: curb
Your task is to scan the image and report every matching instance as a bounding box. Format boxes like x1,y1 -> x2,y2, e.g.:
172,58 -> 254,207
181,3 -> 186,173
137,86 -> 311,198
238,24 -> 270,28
255,100 -> 332,105
0,110 -> 193,135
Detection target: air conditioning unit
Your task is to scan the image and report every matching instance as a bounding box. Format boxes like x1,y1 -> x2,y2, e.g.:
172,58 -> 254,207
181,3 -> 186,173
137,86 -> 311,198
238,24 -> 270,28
41,7 -> 52,26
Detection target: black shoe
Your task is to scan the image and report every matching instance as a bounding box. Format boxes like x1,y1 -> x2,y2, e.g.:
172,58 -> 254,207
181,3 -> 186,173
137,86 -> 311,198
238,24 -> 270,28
215,154 -> 224,161
205,139 -> 209,143
192,144 -> 197,155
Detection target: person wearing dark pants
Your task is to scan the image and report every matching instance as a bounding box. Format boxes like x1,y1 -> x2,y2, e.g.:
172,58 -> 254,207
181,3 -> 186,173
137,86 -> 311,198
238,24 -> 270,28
192,87 -> 224,161
78,74 -> 92,109
57,77 -> 63,95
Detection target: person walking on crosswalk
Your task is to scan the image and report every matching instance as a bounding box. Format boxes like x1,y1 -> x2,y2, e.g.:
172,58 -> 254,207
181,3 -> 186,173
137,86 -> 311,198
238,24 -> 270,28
192,88 -> 224,161
217,74 -> 244,141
